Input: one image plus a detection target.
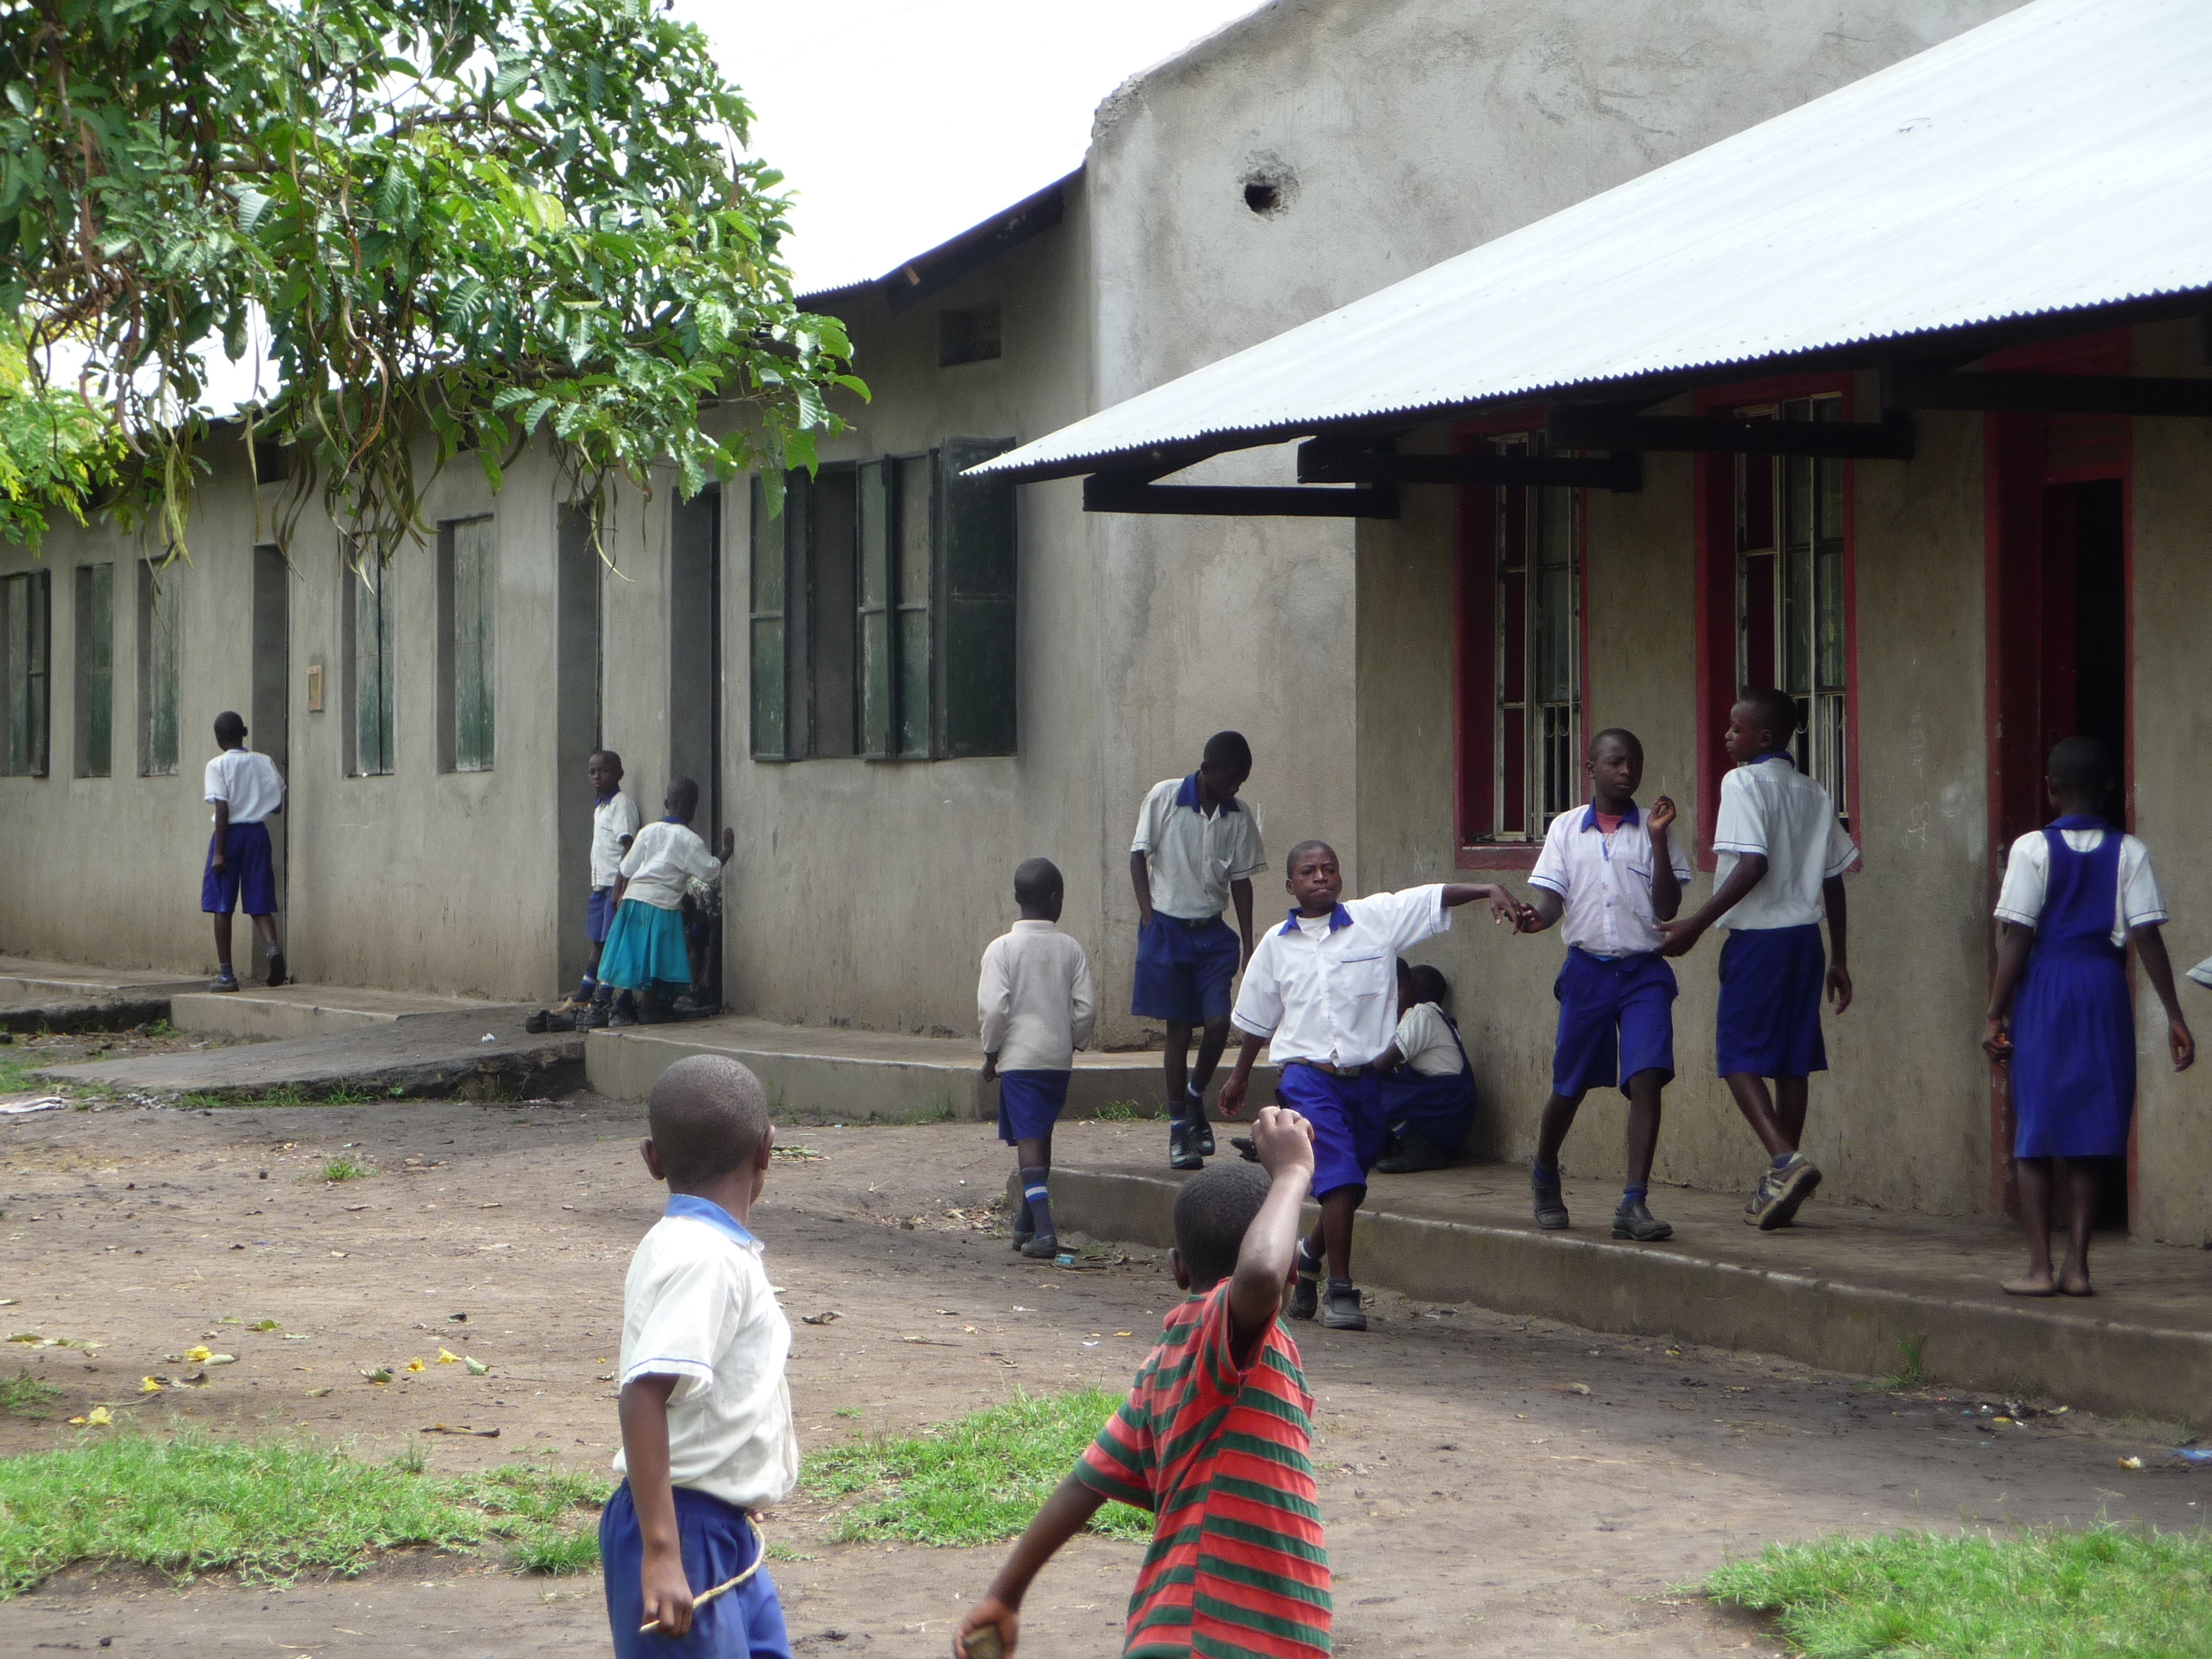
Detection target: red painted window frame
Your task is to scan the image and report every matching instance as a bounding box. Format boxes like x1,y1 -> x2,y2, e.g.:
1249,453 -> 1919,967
1690,372 -> 1863,873
1452,408 -> 1589,871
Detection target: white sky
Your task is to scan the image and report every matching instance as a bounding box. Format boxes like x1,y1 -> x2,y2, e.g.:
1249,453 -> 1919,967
671,0 -> 1265,295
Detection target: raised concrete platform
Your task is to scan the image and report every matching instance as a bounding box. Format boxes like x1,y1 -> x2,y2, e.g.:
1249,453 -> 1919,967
0,955 -> 203,1033
586,1015 -> 1280,1122
166,983 -> 501,1041
1044,1160 -> 2212,1425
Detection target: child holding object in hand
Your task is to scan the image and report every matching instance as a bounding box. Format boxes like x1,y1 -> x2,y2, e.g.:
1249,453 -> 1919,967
955,1106 -> 1329,1659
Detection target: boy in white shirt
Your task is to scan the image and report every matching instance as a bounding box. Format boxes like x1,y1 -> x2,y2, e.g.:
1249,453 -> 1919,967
1507,729 -> 1692,1241
200,710 -> 287,992
979,857 -> 1099,1259
604,1055 -> 797,1655
1217,841 -> 1521,1330
1661,690 -> 1859,1231
596,777 -> 733,1027
574,749 -> 641,1017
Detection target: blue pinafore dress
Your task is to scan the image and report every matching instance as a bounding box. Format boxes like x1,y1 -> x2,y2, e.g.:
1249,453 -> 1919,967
2010,818 -> 2135,1160
1380,1014 -> 1478,1154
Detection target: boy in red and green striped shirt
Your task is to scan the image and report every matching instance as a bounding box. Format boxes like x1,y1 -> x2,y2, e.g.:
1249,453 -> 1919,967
955,1106 -> 1330,1659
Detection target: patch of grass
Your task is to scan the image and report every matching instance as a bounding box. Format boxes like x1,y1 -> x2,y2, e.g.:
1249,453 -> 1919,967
0,1054 -> 41,1094
1701,1525 -> 2212,1657
1094,1099 -> 1139,1123
318,1157 -> 373,1183
0,1432 -> 610,1595
803,1388 -> 1148,1548
320,1085 -> 376,1105
1875,1331 -> 1928,1393
0,1371 -> 62,1418
833,1407 -> 863,1420
146,1018 -> 177,1039
178,1092 -> 228,1110
887,1096 -> 958,1126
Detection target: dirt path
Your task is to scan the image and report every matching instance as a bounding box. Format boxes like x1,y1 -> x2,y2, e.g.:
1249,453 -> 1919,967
4,1098 -> 2202,1658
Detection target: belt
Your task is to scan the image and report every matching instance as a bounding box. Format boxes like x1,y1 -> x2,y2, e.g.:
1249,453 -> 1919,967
1286,1058 -> 1365,1078
1156,913 -> 1225,929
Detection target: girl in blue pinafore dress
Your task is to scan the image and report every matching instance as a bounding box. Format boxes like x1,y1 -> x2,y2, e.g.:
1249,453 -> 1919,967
1372,963 -> 1477,1174
1985,739 -> 2195,1298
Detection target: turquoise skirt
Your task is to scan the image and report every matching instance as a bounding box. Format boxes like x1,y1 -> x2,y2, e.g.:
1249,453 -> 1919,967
596,900 -> 690,990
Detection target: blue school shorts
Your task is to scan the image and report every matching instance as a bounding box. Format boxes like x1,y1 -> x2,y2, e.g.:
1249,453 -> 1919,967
1274,1062 -> 1386,1200
1552,949 -> 1678,1098
587,886 -> 617,945
200,820 -> 277,917
601,1481 -> 792,1659
1716,924 -> 1828,1079
1132,913 -> 1240,1025
997,1069 -> 1072,1145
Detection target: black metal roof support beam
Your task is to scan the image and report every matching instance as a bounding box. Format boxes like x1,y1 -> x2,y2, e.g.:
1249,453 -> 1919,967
1297,436 -> 1641,491
1880,365 -> 2212,417
1546,406 -> 1916,458
1083,472 -> 1399,518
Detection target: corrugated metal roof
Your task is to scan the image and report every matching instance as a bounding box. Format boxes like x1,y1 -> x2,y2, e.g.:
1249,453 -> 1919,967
978,0 -> 2212,480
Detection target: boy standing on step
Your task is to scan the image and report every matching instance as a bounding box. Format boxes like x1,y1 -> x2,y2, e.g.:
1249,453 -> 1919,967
575,749 -> 641,1017
979,857 -> 1099,1261
1130,732 -> 1265,1171
202,710 -> 287,992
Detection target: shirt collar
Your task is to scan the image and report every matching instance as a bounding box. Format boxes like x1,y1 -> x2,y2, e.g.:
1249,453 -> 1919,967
1580,802 -> 1640,832
1280,903 -> 1355,935
1175,772 -> 1240,815
1748,749 -> 1794,767
660,814 -> 685,824
1011,918 -> 1058,933
664,1194 -> 760,1249
2049,813 -> 2108,832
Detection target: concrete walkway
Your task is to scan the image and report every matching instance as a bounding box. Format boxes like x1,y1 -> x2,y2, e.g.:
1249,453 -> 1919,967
1042,1158 -> 2212,1423
585,1014 -> 1281,1121
0,954 -> 203,1033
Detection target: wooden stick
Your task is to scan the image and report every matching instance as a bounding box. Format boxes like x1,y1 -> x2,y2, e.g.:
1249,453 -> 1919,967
637,1515 -> 766,1634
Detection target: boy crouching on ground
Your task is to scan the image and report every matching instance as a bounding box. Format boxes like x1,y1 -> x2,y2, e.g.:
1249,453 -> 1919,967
955,1107 -> 1329,1659
603,1055 -> 797,1657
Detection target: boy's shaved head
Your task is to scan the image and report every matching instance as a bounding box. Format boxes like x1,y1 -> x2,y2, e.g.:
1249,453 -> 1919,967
213,710 -> 247,746
665,775 -> 701,818
1172,1162 -> 1270,1289
1736,688 -> 1799,743
1409,964 -> 1451,1010
2047,735 -> 2115,795
1285,839 -> 1335,878
1588,727 -> 1640,759
1014,856 -> 1063,909
1202,731 -> 1252,775
591,749 -> 624,772
648,1056 -> 769,1184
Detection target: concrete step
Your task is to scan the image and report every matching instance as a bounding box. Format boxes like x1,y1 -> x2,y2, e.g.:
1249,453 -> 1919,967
585,1015 -> 1280,1123
0,955 -> 204,1033
1041,1160 -> 2212,1425
167,983 -> 503,1041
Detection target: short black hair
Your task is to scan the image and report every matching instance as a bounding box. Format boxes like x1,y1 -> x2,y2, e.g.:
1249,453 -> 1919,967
1172,1162 -> 1270,1290
2047,735 -> 2116,796
1201,731 -> 1252,775
1014,856 -> 1063,909
1285,839 -> 1336,878
591,749 -> 624,772
1408,964 -> 1450,1011
665,775 -> 701,816
1587,727 -> 1640,759
1735,687 -> 1800,743
649,1056 -> 770,1185
213,710 -> 247,745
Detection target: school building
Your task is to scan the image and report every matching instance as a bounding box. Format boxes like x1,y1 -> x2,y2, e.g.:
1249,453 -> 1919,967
14,0 -> 2201,1235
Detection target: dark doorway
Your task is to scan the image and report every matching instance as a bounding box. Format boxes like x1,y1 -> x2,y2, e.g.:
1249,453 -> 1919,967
250,546 -> 289,979
556,507 -> 602,997
667,488 -> 724,1010
808,469 -> 858,758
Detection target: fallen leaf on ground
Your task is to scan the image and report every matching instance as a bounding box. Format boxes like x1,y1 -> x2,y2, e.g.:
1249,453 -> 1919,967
305,1387 -> 333,1397
250,1319 -> 280,1332
420,1424 -> 500,1437
204,1354 -> 237,1367
184,1345 -> 212,1363
463,1357 -> 489,1375
1556,1383 -> 1593,1396
801,1310 -> 841,1325
140,1377 -> 163,1394
2118,1455 -> 2144,1470
436,1348 -> 460,1364
405,1357 -> 426,1373
362,1367 -> 394,1385
1115,1332 -> 1133,1338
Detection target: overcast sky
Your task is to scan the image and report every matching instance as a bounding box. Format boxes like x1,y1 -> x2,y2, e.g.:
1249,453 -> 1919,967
671,0 -> 1266,295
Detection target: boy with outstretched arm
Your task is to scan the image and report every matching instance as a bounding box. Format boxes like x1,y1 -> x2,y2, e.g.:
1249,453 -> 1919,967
1131,731 -> 1265,1171
954,1107 -> 1328,1659
1506,728 -> 1691,1240
1659,689 -> 1858,1230
202,710 -> 287,991
1217,841 -> 1523,1330
604,1055 -> 797,1657
1984,736 -> 2193,1297
979,857 -> 1100,1261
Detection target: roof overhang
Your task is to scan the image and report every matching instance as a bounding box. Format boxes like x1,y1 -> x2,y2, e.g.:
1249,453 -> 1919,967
798,173 -> 1076,317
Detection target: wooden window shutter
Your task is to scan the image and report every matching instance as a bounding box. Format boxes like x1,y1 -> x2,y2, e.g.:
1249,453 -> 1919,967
932,438 -> 1018,758
856,460 -> 895,757
748,473 -> 792,759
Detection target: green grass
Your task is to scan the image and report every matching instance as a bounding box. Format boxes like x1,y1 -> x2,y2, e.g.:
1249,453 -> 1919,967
1094,1099 -> 1140,1122
1702,1525 -> 2212,1657
0,1054 -> 42,1094
1874,1330 -> 1929,1393
803,1388 -> 1148,1548
318,1157 -> 372,1183
0,1432 -> 609,1595
0,1371 -> 61,1418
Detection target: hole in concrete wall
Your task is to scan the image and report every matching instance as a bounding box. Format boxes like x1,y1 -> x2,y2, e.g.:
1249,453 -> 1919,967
1243,180 -> 1279,215
1240,152 -> 1297,218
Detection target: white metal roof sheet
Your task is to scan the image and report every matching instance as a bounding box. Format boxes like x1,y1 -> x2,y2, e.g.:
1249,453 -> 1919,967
979,0 -> 2212,479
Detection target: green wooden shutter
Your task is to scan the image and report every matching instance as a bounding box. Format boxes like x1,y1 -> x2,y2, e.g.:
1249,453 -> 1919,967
893,454 -> 933,758
856,460 -> 894,757
933,438 -> 1018,758
749,473 -> 788,759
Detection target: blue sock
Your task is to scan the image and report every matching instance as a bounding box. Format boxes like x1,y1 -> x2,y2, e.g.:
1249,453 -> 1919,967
1185,1080 -> 1207,1116
1622,1184 -> 1648,1207
1297,1236 -> 1322,1276
1532,1161 -> 1559,1185
1020,1168 -> 1053,1240
575,976 -> 597,1002
1772,1151 -> 1793,1171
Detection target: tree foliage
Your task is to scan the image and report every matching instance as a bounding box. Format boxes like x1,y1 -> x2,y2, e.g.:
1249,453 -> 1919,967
0,0 -> 859,560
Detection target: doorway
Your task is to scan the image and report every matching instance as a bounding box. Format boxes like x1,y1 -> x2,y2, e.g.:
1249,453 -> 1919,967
555,506 -> 602,997
667,488 -> 724,1010
250,546 -> 289,979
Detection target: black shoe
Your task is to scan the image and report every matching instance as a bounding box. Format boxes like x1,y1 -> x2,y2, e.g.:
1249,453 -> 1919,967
1745,1153 -> 1822,1231
577,1002 -> 611,1031
1611,1199 -> 1674,1241
1230,1136 -> 1258,1164
1168,1120 -> 1203,1171
1011,1227 -> 1033,1253
1322,1279 -> 1368,1331
1288,1273 -> 1320,1320
265,951 -> 287,988
524,1010 -> 549,1034
1190,1100 -> 1216,1157
1532,1166 -> 1570,1231
1375,1128 -> 1452,1174
607,1004 -> 638,1029
1020,1233 -> 1061,1260
210,971 -> 241,993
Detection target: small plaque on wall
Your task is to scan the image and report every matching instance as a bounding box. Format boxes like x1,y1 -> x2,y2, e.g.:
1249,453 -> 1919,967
306,662 -> 325,713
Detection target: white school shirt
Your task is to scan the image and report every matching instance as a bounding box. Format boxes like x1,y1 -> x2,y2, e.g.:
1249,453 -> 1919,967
590,792 -> 642,889
1233,886 -> 1452,1067
203,748 -> 285,825
979,920 -> 1100,1071
1130,774 -> 1267,920
1527,803 -> 1694,956
1391,1001 -> 1464,1077
1711,755 -> 1860,931
615,1196 -> 799,1512
619,819 -> 724,911
1993,827 -> 2166,948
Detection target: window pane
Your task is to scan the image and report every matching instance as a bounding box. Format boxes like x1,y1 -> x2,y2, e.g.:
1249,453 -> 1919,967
77,563 -> 113,777
1499,706 -> 1525,836
1815,691 -> 1847,818
809,468 -> 858,759
895,608 -> 931,758
140,561 -> 179,775
355,560 -> 395,776
896,456 -> 933,605
1740,551 -> 1776,691
1816,542 -> 1845,689
452,518 -> 494,771
1817,456 -> 1844,543
749,618 -> 785,758
4,575 -> 26,774
749,487 -> 785,613
1540,703 -> 1575,822
1781,532 -> 1811,695
1740,453 -> 1775,553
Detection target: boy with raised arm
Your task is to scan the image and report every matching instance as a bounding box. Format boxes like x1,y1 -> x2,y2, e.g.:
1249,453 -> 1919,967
1131,732 -> 1265,1171
954,1107 -> 1328,1659
1218,842 -> 1523,1330
1509,728 -> 1691,1240
1660,689 -> 1858,1230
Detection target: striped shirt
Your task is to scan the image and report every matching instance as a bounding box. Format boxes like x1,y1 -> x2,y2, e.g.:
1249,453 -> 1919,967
1076,1280 -> 1331,1657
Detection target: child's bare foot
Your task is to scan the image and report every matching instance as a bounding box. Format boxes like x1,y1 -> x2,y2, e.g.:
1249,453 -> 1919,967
2056,1269 -> 2094,1297
2001,1272 -> 2056,1296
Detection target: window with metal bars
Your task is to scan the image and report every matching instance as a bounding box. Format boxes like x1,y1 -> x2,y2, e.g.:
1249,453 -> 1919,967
1489,434 -> 1581,838
1,568 -> 50,777
1733,396 -> 1848,820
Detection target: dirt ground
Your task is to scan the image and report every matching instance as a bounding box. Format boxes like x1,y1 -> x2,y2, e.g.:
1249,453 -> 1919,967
4,1094 -> 2206,1659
